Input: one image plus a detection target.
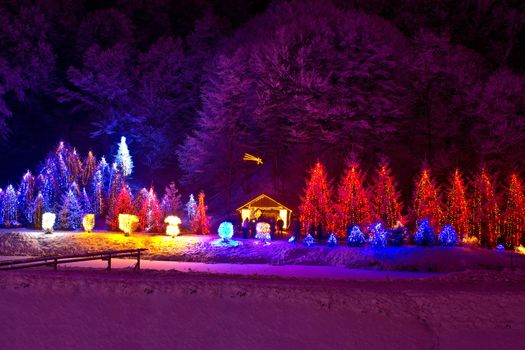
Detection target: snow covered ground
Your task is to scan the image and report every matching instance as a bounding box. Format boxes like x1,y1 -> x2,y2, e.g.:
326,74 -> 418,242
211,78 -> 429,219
1,229 -> 524,272
2,230 -> 525,349
0,256 -> 440,280
1,268 -> 524,350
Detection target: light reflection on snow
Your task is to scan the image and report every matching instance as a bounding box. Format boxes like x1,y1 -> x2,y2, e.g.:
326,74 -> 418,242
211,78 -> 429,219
211,238 -> 241,247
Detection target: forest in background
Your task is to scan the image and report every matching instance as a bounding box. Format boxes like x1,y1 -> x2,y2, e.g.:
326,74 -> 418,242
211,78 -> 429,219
0,0 -> 524,212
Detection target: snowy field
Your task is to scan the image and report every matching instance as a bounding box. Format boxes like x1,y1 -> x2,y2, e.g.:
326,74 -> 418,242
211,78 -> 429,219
2,230 -> 525,349
1,229 -> 524,272
1,268 -> 524,350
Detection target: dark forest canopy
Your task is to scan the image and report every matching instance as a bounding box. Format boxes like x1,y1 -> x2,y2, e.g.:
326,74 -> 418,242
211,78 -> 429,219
0,0 -> 524,211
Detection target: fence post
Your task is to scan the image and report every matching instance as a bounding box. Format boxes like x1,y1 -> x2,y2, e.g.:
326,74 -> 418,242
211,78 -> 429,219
54,258 -> 58,271
107,253 -> 112,271
136,250 -> 141,271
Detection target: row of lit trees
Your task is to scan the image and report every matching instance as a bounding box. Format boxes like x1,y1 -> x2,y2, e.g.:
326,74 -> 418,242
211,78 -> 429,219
299,160 -> 525,248
0,140 -> 211,234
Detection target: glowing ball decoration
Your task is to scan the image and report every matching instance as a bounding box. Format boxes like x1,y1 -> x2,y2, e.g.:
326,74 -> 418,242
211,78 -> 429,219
42,212 -> 56,234
165,216 -> 182,236
218,221 -> 234,241
118,214 -> 139,236
255,222 -> 271,243
82,214 -> 95,233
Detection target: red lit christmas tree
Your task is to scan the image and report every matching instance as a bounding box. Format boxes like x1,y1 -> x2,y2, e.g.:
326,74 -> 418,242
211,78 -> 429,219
299,161 -> 334,233
139,188 -> 163,233
193,191 -> 210,234
371,160 -> 402,229
470,168 -> 501,248
336,160 -> 372,235
445,169 -> 470,240
502,173 -> 525,247
412,166 -> 443,229
107,184 -> 134,230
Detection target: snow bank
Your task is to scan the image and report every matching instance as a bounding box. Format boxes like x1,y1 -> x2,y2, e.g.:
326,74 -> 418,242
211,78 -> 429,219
0,230 -> 523,272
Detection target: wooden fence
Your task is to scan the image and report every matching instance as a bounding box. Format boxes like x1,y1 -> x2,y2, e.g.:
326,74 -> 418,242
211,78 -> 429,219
0,249 -> 148,271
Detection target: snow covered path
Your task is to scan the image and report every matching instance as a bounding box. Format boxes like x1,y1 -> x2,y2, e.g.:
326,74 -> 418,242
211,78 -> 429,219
61,258 -> 443,280
0,255 -> 441,280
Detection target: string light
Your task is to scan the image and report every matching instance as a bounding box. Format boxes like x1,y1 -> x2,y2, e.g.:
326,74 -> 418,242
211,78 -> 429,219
413,167 -> 443,229
372,161 -> 402,229
299,161 -> 333,234
445,169 -> 470,240
502,173 -> 525,247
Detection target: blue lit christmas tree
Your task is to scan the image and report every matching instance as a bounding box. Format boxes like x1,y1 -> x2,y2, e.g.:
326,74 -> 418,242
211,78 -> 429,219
347,225 -> 365,246
303,233 -> 315,246
59,189 -> 84,230
438,224 -> 458,246
98,156 -> 111,195
369,223 -> 387,248
17,171 -> 35,225
327,232 -> 337,247
414,218 -> 435,246
81,188 -> 92,213
2,185 -> 18,227
41,171 -> 55,212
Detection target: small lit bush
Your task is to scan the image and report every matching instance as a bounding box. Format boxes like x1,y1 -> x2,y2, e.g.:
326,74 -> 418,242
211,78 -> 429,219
414,218 -> 434,246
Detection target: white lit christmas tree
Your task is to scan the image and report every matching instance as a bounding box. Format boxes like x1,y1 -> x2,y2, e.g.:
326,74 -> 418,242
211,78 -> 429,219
186,194 -> 197,222
115,136 -> 133,177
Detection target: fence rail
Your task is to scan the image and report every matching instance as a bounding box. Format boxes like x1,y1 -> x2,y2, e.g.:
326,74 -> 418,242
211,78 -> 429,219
0,249 -> 148,271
